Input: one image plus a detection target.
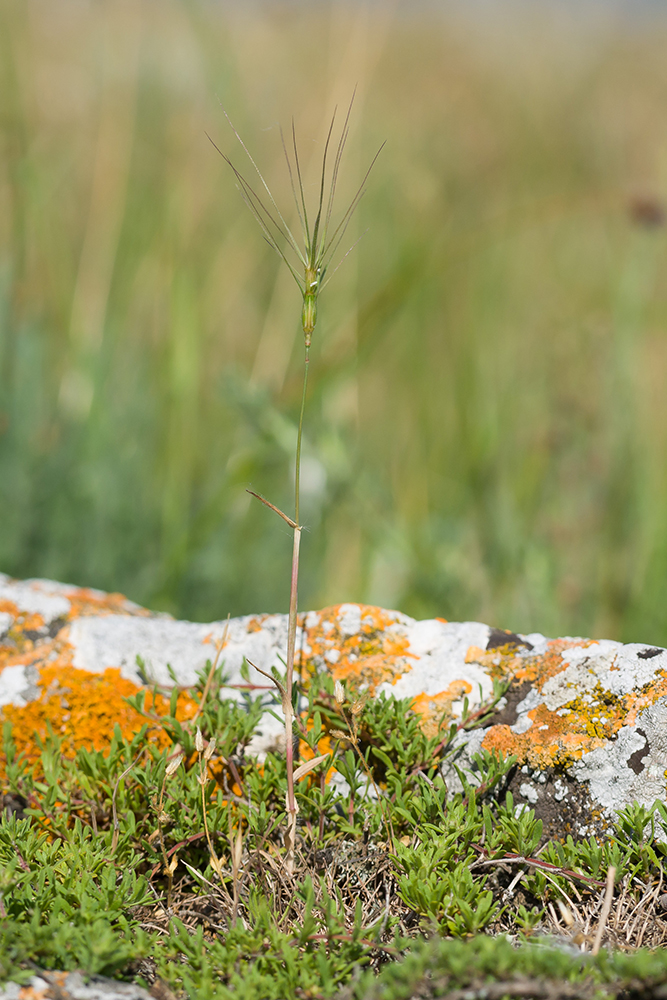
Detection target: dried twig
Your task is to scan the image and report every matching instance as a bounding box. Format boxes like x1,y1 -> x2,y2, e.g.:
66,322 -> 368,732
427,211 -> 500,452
472,848 -> 606,889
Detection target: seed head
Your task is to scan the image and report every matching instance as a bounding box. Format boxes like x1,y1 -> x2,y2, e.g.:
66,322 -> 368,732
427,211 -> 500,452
211,96 -> 384,346
334,680 -> 345,705
195,727 -> 205,754
165,752 -> 184,777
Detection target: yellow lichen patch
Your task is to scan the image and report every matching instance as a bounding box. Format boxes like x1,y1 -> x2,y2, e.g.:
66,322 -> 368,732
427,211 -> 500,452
483,660 -> 667,770
560,685 -> 627,741
625,669 -> 667,725
465,638 -> 595,688
482,702 -> 609,769
301,605 -> 415,695
411,680 -> 473,737
1,663 -> 196,773
464,645 -> 525,681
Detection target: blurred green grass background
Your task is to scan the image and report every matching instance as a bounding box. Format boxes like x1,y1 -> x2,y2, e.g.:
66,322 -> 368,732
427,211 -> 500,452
2,0 -> 667,642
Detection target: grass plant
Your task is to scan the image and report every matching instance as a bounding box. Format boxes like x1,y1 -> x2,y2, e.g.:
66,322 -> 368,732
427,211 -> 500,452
214,100 -> 381,869
3,664 -> 667,996
2,3 -> 667,642
5,4 -> 667,995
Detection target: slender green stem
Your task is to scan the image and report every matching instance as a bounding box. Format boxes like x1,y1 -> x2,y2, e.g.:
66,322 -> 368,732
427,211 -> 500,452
219,107 -> 373,873
284,343 -> 310,869
286,345 -> 310,695
294,345 -> 310,527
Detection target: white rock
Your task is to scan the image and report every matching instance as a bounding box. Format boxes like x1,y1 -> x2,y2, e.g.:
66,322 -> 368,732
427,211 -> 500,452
5,571 -> 667,827
0,575 -> 70,624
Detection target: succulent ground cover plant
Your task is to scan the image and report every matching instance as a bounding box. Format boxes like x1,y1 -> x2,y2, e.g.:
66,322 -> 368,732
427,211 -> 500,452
3,660 -> 667,997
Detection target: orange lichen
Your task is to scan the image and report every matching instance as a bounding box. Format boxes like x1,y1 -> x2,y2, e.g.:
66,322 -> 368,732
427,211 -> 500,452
5,583 -> 667,784
465,638 -> 596,688
0,626 -> 73,678
16,986 -> 54,1000
246,615 -> 270,633
411,680 -> 473,737
0,599 -> 22,617
0,583 -> 154,680
481,666 -> 667,769
0,601 -> 47,636
482,701 -> 608,768
65,586 -> 151,619
205,757 -> 244,798
468,637 -> 640,768
625,669 -> 667,724
0,585 -> 194,779
1,663 -> 196,775
301,605 -> 415,695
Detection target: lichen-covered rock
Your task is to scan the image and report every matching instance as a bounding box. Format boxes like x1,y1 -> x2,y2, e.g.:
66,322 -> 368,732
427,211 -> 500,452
2,572 -> 667,837
0,970 -> 152,999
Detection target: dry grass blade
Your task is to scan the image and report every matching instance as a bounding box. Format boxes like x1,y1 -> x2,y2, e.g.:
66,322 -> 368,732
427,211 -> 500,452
245,658 -> 286,701
473,851 -> 606,889
293,753 -> 330,782
246,489 -> 298,529
592,865 -> 616,955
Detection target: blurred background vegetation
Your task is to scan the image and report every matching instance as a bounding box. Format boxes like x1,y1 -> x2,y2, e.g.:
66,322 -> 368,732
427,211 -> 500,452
2,0 -> 667,642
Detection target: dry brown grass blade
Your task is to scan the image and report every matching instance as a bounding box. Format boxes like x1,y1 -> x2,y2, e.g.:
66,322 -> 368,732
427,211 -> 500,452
592,865 -> 616,955
473,851 -> 606,890
246,490 -> 298,529
245,658 -> 286,700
